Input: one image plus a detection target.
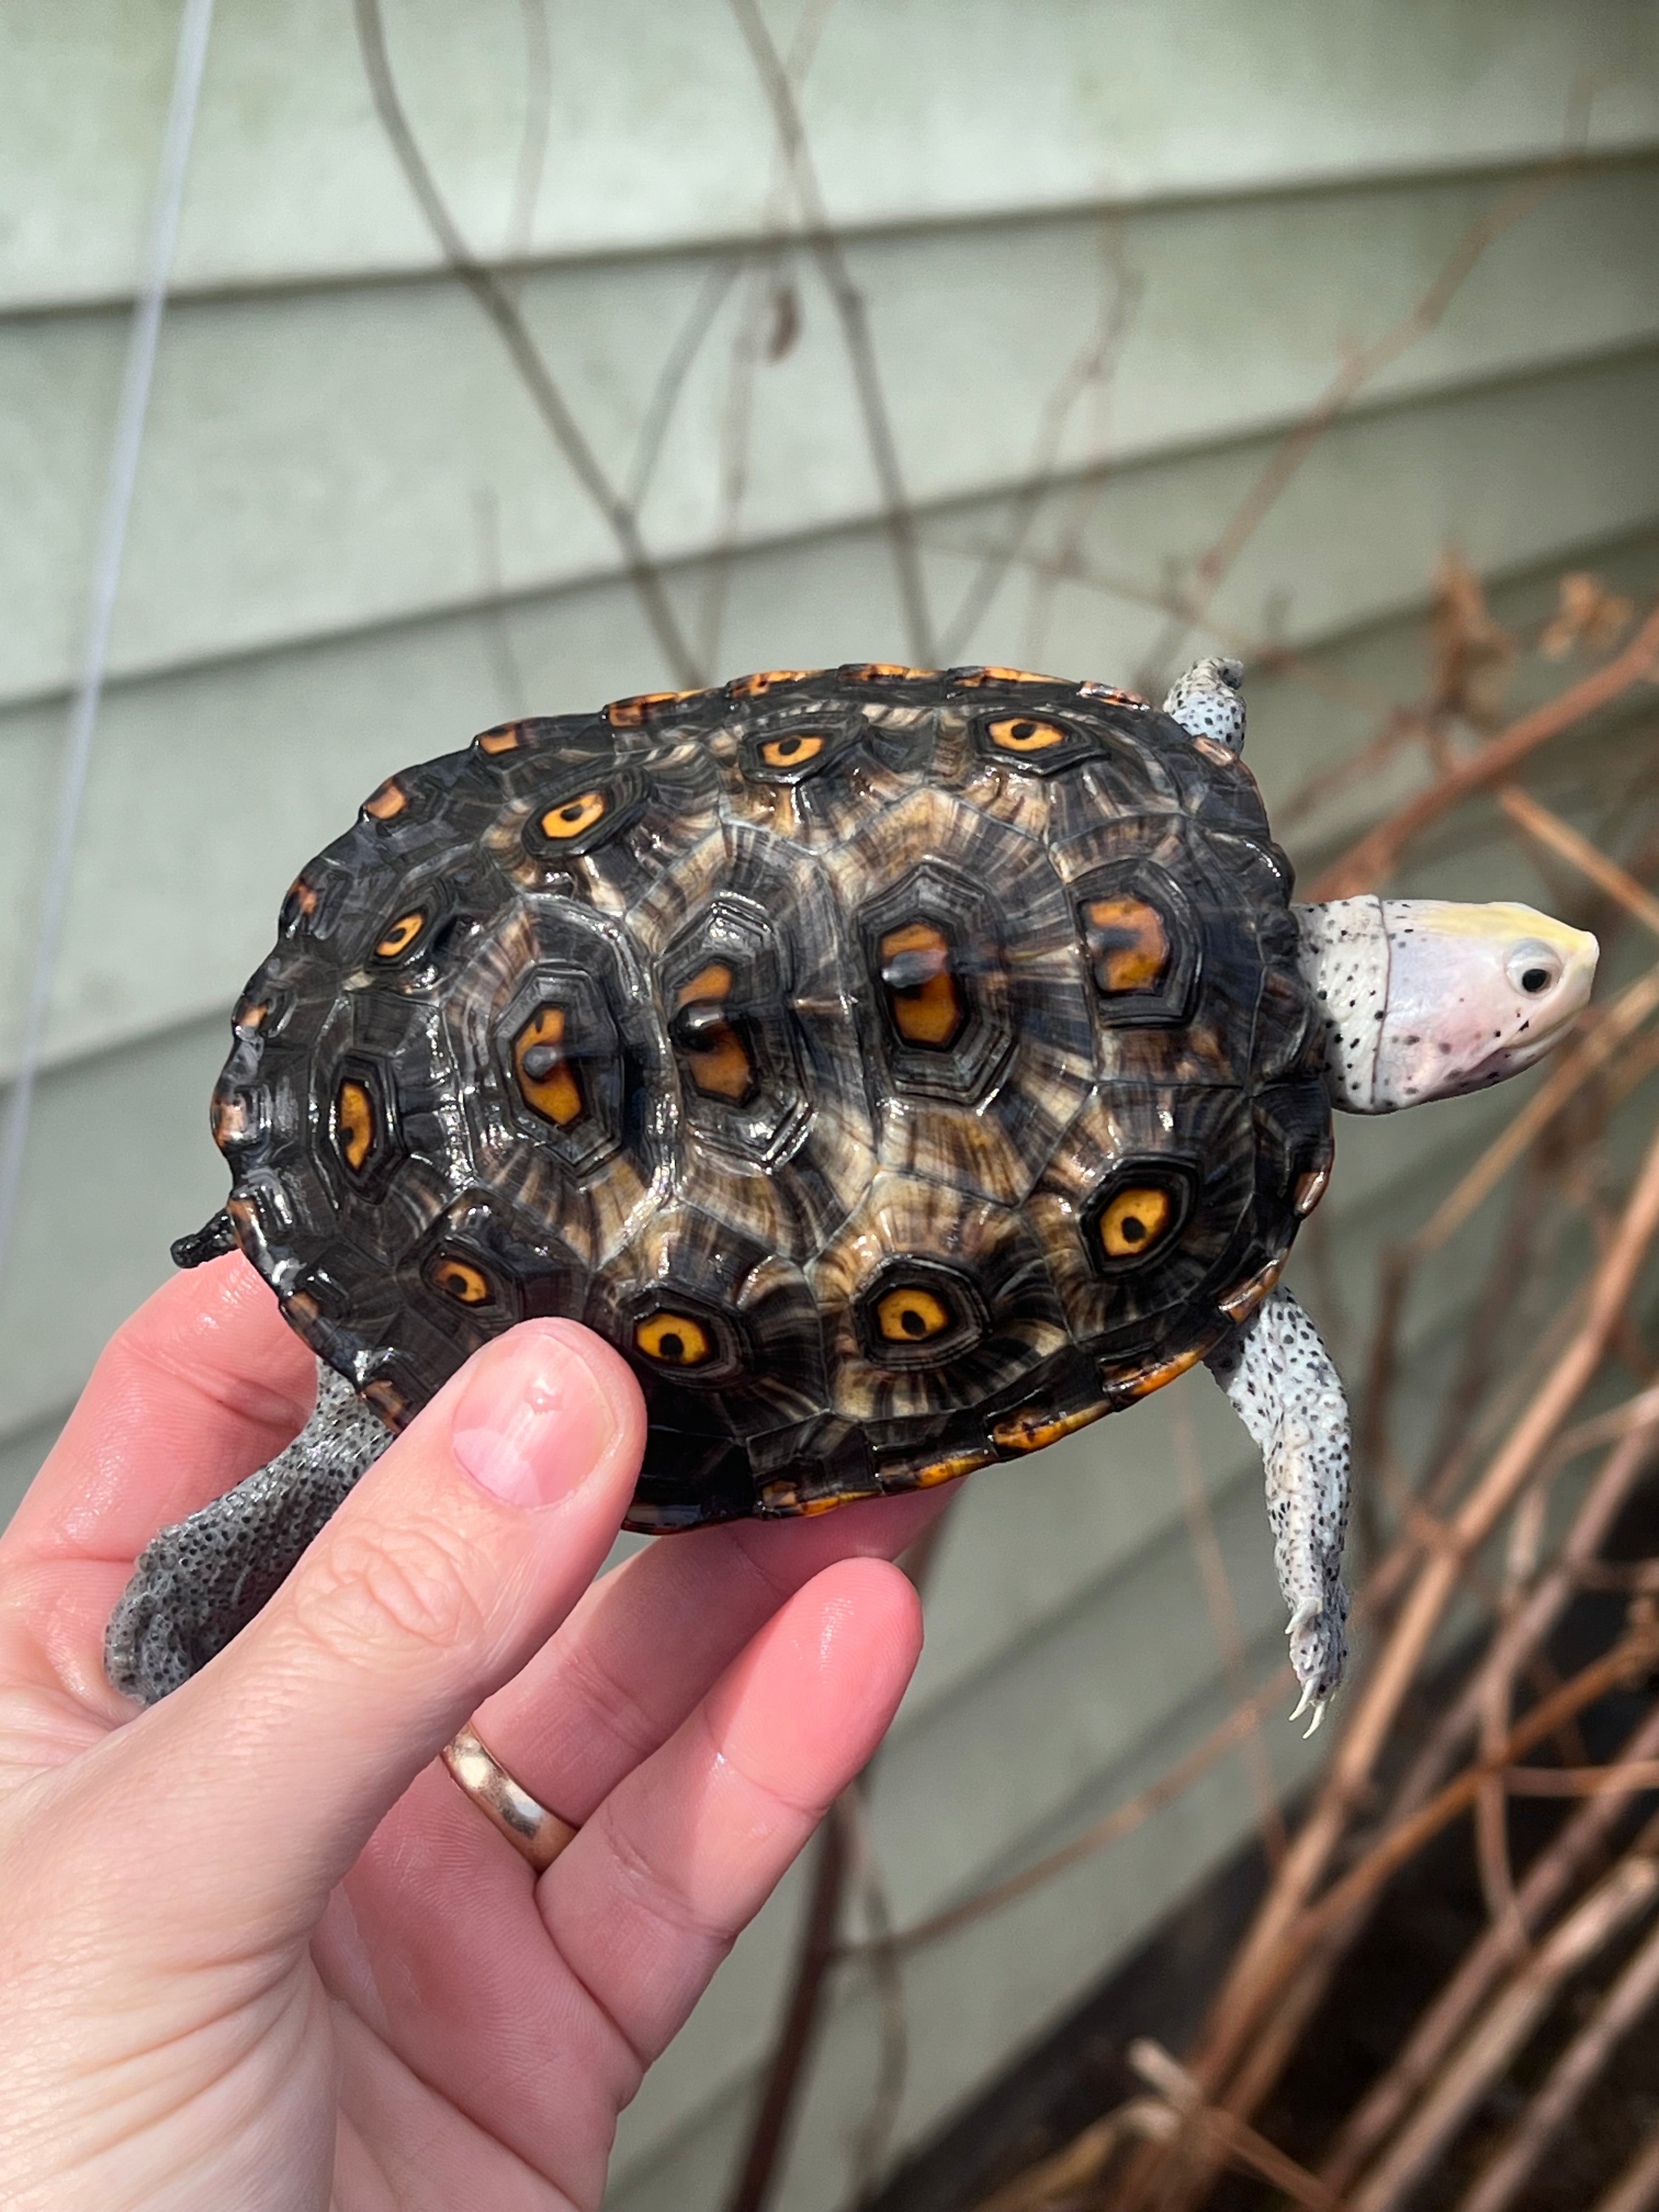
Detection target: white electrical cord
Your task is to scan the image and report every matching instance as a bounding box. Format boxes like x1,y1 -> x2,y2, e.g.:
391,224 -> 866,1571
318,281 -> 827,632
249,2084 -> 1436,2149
0,0 -> 216,1289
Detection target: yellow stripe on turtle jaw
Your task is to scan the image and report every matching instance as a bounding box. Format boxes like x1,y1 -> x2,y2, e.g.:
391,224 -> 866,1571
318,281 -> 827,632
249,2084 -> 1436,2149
1374,899 -> 1598,1107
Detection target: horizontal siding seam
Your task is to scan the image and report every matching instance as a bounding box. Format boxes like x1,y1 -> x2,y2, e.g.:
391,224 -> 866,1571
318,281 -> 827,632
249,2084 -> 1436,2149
3,327 -> 1657,724
883,1453 -> 1265,1752
603,1613 -> 1296,2196
5,138 -> 1657,325
4,521 -> 1654,1092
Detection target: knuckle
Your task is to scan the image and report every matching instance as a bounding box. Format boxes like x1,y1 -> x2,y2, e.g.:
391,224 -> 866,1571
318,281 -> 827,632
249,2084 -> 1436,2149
290,1516 -> 491,1672
600,1807 -> 724,1950
559,1637 -> 659,1767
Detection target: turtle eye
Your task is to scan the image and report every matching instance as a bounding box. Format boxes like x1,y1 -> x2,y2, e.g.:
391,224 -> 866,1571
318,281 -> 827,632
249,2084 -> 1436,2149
874,1285 -> 952,1344
1506,940 -> 1562,997
1097,1185 -> 1175,1260
635,1312 -> 713,1367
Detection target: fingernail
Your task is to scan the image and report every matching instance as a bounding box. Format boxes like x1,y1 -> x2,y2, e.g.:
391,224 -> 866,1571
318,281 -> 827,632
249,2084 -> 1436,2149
450,1322 -> 620,1508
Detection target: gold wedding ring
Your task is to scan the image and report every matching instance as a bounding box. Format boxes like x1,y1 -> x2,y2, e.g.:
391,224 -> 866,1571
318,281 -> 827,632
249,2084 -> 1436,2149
441,1723 -> 579,1873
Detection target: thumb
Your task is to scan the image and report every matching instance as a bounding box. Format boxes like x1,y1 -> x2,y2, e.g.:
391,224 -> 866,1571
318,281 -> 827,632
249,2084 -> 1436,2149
85,1318 -> 645,1942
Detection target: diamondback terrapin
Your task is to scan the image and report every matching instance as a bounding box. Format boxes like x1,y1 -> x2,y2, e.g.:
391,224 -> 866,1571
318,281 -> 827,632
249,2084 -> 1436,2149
108,658 -> 1597,1728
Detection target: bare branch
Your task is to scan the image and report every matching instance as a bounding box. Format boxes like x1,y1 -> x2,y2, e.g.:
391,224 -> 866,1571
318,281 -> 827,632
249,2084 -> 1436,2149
352,0 -> 704,686
725,0 -> 936,664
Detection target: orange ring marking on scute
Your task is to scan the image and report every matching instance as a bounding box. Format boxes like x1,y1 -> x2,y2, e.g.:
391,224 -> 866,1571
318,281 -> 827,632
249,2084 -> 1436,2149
606,689 -> 704,728
955,666 -> 1066,686
991,1400 -> 1110,1454
728,669 -> 825,698
475,724 -> 525,755
362,778 -> 409,820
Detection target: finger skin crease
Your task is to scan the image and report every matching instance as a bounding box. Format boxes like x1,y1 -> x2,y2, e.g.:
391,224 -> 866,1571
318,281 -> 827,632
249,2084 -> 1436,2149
287,1522 -> 493,1675
109,1328 -> 315,1441
537,1884 -> 676,2084
330,2002 -> 583,2212
695,1694 -> 835,1825
585,1786 -> 742,1966
550,1635 -> 669,1778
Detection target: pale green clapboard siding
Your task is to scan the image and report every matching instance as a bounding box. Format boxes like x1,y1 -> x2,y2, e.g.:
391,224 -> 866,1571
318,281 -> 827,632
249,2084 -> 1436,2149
3,7 -> 1658,2208
5,346 -> 1659,1085
5,0 -> 1657,308
5,160 -> 1659,710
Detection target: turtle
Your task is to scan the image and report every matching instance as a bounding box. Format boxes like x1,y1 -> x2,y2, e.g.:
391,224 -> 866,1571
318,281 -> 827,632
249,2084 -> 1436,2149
105,657 -> 1598,1729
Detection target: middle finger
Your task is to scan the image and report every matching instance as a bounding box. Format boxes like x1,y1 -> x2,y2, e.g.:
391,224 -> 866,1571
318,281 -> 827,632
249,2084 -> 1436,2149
473,1485 -> 949,1824
316,1491 -> 949,2154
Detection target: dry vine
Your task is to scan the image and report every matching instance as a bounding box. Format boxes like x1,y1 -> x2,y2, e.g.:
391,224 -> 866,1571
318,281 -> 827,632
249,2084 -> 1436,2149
346,35 -> 1659,2202
953,568 -> 1659,2212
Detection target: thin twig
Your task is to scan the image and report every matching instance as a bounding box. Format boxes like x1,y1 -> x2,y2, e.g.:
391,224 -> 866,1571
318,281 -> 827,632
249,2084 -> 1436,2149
968,2102 -> 1174,2212
504,0 -> 553,282
1455,1902 -> 1659,2212
727,1808 -> 848,2212
1310,601 -> 1659,900
1299,1629 -> 1659,1968
1141,159 -> 1578,681
842,1785 -> 910,2206
1170,1397 -> 1289,1872
1499,784 -> 1659,940
839,1660 -> 1295,1962
1346,1852 -> 1659,2212
626,258 -> 743,511
726,0 -> 935,664
1187,1126 -> 1659,2106
939,252 -> 1144,664
1321,1735 -> 1659,2197
1389,1415 -> 1659,1830
1127,2040 -> 1344,2208
352,0 -> 704,686
1592,2121 -> 1659,2212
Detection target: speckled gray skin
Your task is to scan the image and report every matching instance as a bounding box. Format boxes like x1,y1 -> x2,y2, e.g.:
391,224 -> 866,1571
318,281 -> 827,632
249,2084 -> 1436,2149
1164,665 -> 1593,1728
1162,656 -> 1246,750
105,1365 -> 391,1702
1293,897 -> 1390,1110
1205,1285 -> 1350,1730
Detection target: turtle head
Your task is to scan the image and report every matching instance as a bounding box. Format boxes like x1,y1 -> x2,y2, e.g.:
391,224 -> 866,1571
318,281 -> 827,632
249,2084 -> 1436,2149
1296,896 -> 1598,1112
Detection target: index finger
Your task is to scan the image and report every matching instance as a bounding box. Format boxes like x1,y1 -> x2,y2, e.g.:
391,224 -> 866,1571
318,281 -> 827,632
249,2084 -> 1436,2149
0,1256 -> 315,1716
2,1252 -> 314,1570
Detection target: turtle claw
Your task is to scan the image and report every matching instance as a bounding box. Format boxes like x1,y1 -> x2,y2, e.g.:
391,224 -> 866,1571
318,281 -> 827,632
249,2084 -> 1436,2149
1302,1699 -> 1327,1741
1286,1595 -> 1321,1640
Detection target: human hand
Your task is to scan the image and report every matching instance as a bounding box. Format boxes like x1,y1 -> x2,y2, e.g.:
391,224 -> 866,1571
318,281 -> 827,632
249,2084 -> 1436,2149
0,1257 -> 933,2209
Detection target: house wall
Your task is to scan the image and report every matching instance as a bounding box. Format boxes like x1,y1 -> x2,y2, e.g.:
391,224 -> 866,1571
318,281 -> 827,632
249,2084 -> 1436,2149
2,5 -> 1656,2204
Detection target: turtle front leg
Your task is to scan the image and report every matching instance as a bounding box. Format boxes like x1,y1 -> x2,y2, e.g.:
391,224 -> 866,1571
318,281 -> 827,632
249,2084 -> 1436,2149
1205,1285 -> 1351,1733
105,1359 -> 393,1706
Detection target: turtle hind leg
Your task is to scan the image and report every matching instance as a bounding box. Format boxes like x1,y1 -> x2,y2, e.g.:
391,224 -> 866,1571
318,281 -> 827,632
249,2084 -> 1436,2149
1205,1285 -> 1351,1733
105,1359 -> 392,1705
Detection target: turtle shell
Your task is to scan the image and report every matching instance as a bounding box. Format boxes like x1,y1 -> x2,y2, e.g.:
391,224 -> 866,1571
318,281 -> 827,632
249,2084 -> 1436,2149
210,664 -> 1333,1531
